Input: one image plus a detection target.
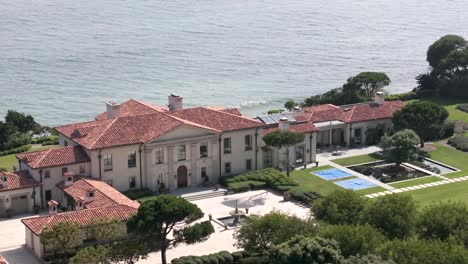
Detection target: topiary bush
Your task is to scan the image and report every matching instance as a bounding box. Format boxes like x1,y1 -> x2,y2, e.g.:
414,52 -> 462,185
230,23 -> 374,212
222,168 -> 299,194
448,134 -> 468,151
122,188 -> 154,200
171,250 -> 253,264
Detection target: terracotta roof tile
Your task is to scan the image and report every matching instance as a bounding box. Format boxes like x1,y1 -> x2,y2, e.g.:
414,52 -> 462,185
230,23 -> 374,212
167,107 -> 263,132
57,178 -> 139,209
22,204 -> 137,235
95,99 -> 167,120
0,171 -> 40,192
263,122 -> 319,135
16,146 -> 90,169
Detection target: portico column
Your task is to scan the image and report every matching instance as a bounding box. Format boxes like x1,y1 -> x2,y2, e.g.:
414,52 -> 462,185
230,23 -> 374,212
167,146 -> 175,190
190,143 -> 198,187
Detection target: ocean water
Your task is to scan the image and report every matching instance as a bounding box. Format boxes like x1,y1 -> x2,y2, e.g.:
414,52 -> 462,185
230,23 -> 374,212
1,0 -> 467,126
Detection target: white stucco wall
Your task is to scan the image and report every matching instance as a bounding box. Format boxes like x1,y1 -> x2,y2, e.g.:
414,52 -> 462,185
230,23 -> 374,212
0,186 -> 40,214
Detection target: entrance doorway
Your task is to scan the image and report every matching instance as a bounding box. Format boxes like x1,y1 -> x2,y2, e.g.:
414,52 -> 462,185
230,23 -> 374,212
177,165 -> 188,188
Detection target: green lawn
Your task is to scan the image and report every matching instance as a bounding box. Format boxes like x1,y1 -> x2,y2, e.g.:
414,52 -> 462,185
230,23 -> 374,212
389,176 -> 443,189
355,186 -> 386,196
290,166 -> 344,196
331,153 -> 381,166
0,144 -> 59,171
427,143 -> 468,178
407,97 -> 468,122
407,180 -> 468,207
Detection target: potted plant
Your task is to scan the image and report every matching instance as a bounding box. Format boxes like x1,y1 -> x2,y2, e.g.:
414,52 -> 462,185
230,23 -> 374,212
283,191 -> 291,201
215,184 -> 220,191
32,205 -> 40,214
5,208 -> 15,218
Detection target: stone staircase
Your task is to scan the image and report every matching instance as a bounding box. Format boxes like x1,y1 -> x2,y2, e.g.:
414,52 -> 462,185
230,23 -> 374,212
181,189 -> 226,201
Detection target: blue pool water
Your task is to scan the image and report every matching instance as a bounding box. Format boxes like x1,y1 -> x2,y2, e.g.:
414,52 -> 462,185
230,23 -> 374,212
334,178 -> 377,190
313,169 -> 353,180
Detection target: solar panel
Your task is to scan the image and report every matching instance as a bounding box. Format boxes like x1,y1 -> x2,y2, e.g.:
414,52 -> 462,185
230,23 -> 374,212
257,113 -> 297,124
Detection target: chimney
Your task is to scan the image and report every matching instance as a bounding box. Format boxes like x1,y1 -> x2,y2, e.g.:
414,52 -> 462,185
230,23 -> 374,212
48,200 -> 59,215
168,94 -> 183,111
64,172 -> 74,187
75,197 -> 85,211
86,188 -> 96,203
0,175 -> 8,188
278,117 -> 290,132
106,101 -> 121,119
374,91 -> 385,105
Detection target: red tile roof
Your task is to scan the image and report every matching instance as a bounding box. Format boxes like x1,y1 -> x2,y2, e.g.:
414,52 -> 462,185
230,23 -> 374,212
57,177 -> 139,209
0,255 -> 7,264
300,101 -> 403,124
168,107 -> 263,132
22,204 -> 137,235
23,177 -> 139,235
56,100 -> 262,149
16,146 -> 90,169
263,122 -> 319,135
0,171 -> 40,192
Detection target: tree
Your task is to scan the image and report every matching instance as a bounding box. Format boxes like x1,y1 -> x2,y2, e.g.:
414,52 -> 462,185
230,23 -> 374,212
127,195 -> 214,264
90,217 -> 126,244
361,194 -> 416,239
284,99 -> 298,111
377,238 -> 468,264
108,239 -> 150,264
311,190 -> 367,225
70,245 -> 109,264
427,35 -> 466,68
0,121 -> 16,151
234,211 -> 318,254
263,131 -> 305,176
345,72 -> 391,101
340,254 -> 395,264
318,224 -> 386,258
268,236 -> 342,264
393,101 -> 448,147
40,221 -> 84,259
5,110 -> 36,133
416,201 -> 468,244
380,129 -> 420,166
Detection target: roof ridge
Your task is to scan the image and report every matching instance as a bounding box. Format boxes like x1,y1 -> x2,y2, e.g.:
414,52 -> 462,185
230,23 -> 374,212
83,179 -> 121,206
89,116 -> 121,149
200,107 -> 262,124
35,148 -> 53,168
345,105 -> 356,122
162,110 -> 221,133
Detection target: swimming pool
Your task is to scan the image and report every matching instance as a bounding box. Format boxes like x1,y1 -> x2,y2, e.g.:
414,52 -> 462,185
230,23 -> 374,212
313,168 -> 354,181
334,178 -> 378,190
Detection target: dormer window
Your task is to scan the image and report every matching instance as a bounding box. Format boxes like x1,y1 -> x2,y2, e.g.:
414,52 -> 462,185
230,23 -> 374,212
1,176 -> 7,182
87,191 -> 94,198
67,176 -> 72,182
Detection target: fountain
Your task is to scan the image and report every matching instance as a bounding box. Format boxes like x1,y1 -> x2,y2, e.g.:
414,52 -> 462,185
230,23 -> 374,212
229,200 -> 246,225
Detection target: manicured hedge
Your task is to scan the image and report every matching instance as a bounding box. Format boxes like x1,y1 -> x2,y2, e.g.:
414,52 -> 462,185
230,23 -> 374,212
221,168 -> 298,193
456,104 -> 468,113
0,145 -> 31,157
448,134 -> 468,151
122,188 -> 154,200
385,90 -> 434,102
289,189 -> 323,204
172,250 -> 252,264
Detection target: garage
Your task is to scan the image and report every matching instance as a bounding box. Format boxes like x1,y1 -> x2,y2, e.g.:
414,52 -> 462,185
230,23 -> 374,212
11,195 -> 29,214
0,199 -> 4,217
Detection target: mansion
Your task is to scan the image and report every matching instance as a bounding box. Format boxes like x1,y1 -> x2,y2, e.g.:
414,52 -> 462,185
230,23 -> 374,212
0,93 -> 403,215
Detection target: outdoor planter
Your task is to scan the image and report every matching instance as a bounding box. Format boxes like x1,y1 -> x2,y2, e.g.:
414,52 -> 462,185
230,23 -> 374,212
283,191 -> 291,201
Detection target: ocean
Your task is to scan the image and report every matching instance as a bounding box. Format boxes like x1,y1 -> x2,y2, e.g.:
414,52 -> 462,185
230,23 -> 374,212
1,0 -> 467,126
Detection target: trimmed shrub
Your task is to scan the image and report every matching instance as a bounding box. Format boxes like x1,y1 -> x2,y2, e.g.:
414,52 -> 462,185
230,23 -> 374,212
122,188 -> 154,200
456,104 -> 468,113
0,145 -> 31,156
223,168 -> 299,194
239,256 -> 269,264
448,134 -> 468,151
231,251 -> 243,262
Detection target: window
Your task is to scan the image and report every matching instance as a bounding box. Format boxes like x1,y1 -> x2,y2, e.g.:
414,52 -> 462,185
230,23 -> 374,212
45,190 -> 52,202
224,162 -> 231,174
64,140 -> 68,146
245,135 -> 253,151
61,167 -> 68,176
103,154 -> 112,171
128,151 -> 136,168
295,145 -> 305,164
87,191 -> 94,198
200,142 -> 208,158
178,145 -> 186,161
201,167 -> 207,177
44,169 -> 50,178
246,159 -> 252,170
155,148 -> 164,164
79,165 -> 85,174
354,128 -> 362,144
129,176 -> 136,189
223,138 -> 231,154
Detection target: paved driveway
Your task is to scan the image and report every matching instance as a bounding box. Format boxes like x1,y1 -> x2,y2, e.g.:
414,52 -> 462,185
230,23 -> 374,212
0,214 -> 41,264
